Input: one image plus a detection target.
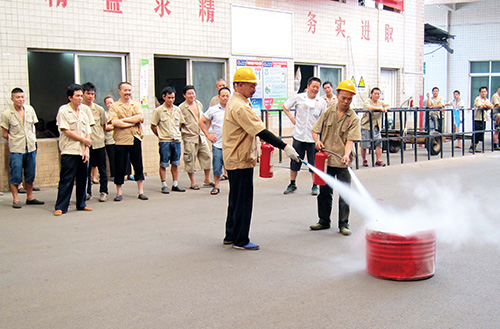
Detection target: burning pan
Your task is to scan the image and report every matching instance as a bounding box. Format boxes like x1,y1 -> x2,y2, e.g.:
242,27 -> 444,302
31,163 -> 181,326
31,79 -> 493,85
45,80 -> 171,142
366,229 -> 436,281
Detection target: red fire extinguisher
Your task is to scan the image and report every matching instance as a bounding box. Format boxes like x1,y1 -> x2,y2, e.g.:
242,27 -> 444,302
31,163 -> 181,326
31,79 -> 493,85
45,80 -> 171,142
313,151 -> 328,186
260,143 -> 274,178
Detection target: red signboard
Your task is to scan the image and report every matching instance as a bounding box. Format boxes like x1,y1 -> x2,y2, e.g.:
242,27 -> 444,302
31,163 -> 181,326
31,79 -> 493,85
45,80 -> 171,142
375,0 -> 404,11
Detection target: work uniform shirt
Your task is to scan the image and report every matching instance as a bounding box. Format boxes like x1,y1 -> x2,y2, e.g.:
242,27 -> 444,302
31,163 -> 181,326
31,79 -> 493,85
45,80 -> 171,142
151,103 -> 185,142
223,92 -> 266,170
89,103 -> 106,149
473,96 -> 492,121
312,104 -> 361,168
209,95 -> 219,107
104,109 -> 115,145
322,94 -> 337,108
361,99 -> 389,129
491,93 -> 500,113
109,100 -> 143,145
0,104 -> 38,153
203,104 -> 225,149
283,92 -> 326,143
427,96 -> 444,118
179,100 -> 205,144
56,103 -> 91,156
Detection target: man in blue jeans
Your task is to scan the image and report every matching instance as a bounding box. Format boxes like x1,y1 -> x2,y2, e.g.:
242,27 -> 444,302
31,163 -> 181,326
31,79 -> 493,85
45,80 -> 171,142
1,88 -> 45,209
199,87 -> 230,195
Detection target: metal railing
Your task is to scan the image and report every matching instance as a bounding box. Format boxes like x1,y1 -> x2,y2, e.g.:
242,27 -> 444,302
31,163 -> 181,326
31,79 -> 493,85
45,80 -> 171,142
261,107 -> 498,169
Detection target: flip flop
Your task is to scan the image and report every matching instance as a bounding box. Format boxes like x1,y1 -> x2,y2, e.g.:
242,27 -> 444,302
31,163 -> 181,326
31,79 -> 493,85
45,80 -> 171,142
221,175 -> 228,181
203,182 -> 215,187
210,187 -> 220,195
190,185 -> 200,190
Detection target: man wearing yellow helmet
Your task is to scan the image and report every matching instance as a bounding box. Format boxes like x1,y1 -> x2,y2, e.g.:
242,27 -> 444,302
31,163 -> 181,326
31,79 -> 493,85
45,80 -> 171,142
223,66 -> 300,250
310,80 -> 361,236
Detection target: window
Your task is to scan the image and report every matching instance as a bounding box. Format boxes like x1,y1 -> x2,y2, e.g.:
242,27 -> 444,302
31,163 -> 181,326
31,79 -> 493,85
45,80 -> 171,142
294,64 -> 342,95
469,61 -> 500,108
27,50 -> 126,138
154,57 -> 225,110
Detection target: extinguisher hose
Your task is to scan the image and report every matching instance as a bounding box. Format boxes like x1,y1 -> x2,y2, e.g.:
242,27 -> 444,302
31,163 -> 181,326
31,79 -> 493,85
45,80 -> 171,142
321,149 -> 350,168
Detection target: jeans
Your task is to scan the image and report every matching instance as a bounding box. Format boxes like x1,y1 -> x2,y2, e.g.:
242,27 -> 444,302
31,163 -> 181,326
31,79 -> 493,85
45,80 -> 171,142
9,150 -> 36,185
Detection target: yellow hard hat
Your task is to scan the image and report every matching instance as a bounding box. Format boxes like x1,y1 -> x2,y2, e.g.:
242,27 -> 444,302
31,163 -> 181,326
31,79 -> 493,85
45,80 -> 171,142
233,67 -> 258,84
336,80 -> 356,95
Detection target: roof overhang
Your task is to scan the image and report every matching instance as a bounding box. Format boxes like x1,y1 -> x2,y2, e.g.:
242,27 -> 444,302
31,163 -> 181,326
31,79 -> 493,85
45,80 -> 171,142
424,23 -> 455,54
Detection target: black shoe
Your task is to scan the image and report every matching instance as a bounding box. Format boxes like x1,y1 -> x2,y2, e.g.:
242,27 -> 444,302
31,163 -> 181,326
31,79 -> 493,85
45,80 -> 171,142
171,185 -> 186,192
310,223 -> 330,230
284,183 -> 297,194
33,187 -> 41,191
18,188 -> 26,194
26,199 -> 45,205
138,194 -> 149,200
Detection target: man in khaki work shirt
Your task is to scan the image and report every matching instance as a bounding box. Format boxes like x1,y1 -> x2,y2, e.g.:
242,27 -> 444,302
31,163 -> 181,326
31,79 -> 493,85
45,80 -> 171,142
426,87 -> 445,132
1,87 -> 45,208
209,79 -> 227,107
222,67 -> 300,251
151,86 -> 187,194
470,86 -> 494,153
310,80 -> 361,236
82,82 -> 109,202
179,85 -> 213,190
54,84 -> 93,216
322,81 -> 337,108
109,82 -> 148,201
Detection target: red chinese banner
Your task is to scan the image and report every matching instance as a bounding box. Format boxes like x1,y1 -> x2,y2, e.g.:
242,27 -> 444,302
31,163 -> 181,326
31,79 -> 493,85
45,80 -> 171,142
374,0 -> 404,11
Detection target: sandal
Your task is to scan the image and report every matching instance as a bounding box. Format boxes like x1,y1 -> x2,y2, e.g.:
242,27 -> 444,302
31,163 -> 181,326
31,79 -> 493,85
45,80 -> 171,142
210,187 -> 220,195
189,185 -> 200,190
203,182 -> 215,187
221,175 -> 228,181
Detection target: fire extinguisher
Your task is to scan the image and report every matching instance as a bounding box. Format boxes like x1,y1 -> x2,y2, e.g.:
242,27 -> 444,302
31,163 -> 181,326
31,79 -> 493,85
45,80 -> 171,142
260,143 -> 274,178
313,151 -> 328,186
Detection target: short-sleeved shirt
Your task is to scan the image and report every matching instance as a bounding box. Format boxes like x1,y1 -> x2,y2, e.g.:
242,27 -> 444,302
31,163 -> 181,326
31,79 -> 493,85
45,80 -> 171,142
448,98 -> 464,109
104,109 -> 115,145
203,104 -> 225,149
56,103 -> 92,156
491,93 -> 500,113
473,96 -> 492,121
361,99 -> 389,129
1,104 -> 38,153
109,99 -> 143,145
89,103 -> 106,149
179,100 -> 205,144
223,92 -> 266,170
312,104 -> 361,168
322,94 -> 337,108
283,92 -> 326,143
209,95 -> 219,107
151,103 -> 185,142
427,96 -> 444,117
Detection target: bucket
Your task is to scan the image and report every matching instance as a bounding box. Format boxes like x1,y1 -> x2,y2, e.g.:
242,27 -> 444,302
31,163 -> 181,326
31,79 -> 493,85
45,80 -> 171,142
366,229 -> 436,281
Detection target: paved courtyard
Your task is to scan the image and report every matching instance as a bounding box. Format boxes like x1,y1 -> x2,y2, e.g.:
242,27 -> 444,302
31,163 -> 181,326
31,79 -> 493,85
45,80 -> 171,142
1,152 -> 500,328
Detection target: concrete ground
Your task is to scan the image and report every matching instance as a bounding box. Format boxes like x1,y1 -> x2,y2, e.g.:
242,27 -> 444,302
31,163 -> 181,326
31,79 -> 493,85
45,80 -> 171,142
1,150 -> 500,328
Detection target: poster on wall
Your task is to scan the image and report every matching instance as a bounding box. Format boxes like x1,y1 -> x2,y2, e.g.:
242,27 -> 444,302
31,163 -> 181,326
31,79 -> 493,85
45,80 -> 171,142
236,59 -> 288,114
140,59 -> 149,108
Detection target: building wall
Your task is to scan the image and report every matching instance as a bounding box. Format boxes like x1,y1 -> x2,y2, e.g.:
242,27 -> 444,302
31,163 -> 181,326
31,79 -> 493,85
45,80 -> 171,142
0,0 -> 424,190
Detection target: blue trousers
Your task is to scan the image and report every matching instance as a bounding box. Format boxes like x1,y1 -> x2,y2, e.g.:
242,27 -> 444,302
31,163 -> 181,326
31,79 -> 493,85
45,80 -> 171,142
225,168 -> 254,247
55,154 -> 88,212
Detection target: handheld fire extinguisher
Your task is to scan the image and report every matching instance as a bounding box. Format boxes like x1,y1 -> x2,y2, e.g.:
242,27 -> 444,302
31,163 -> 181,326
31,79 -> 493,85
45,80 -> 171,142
313,151 -> 328,186
260,143 -> 274,178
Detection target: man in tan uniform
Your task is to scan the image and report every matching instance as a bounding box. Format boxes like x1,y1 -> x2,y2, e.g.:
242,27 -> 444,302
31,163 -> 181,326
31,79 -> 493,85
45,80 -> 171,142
151,86 -> 186,194
470,86 -> 493,153
109,82 -> 148,201
223,67 -> 299,250
322,81 -> 337,108
310,80 -> 361,236
490,86 -> 500,150
426,87 -> 444,132
1,87 -> 44,208
54,84 -> 93,216
209,79 -> 227,107
360,87 -> 389,167
82,82 -> 109,202
179,85 -> 213,190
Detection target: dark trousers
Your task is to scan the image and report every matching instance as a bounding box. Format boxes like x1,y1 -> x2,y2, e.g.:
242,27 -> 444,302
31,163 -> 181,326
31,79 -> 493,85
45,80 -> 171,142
225,168 -> 254,247
114,137 -> 144,186
105,144 -> 115,178
317,166 -> 351,229
473,120 -> 486,144
87,146 -> 108,195
55,154 -> 88,212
